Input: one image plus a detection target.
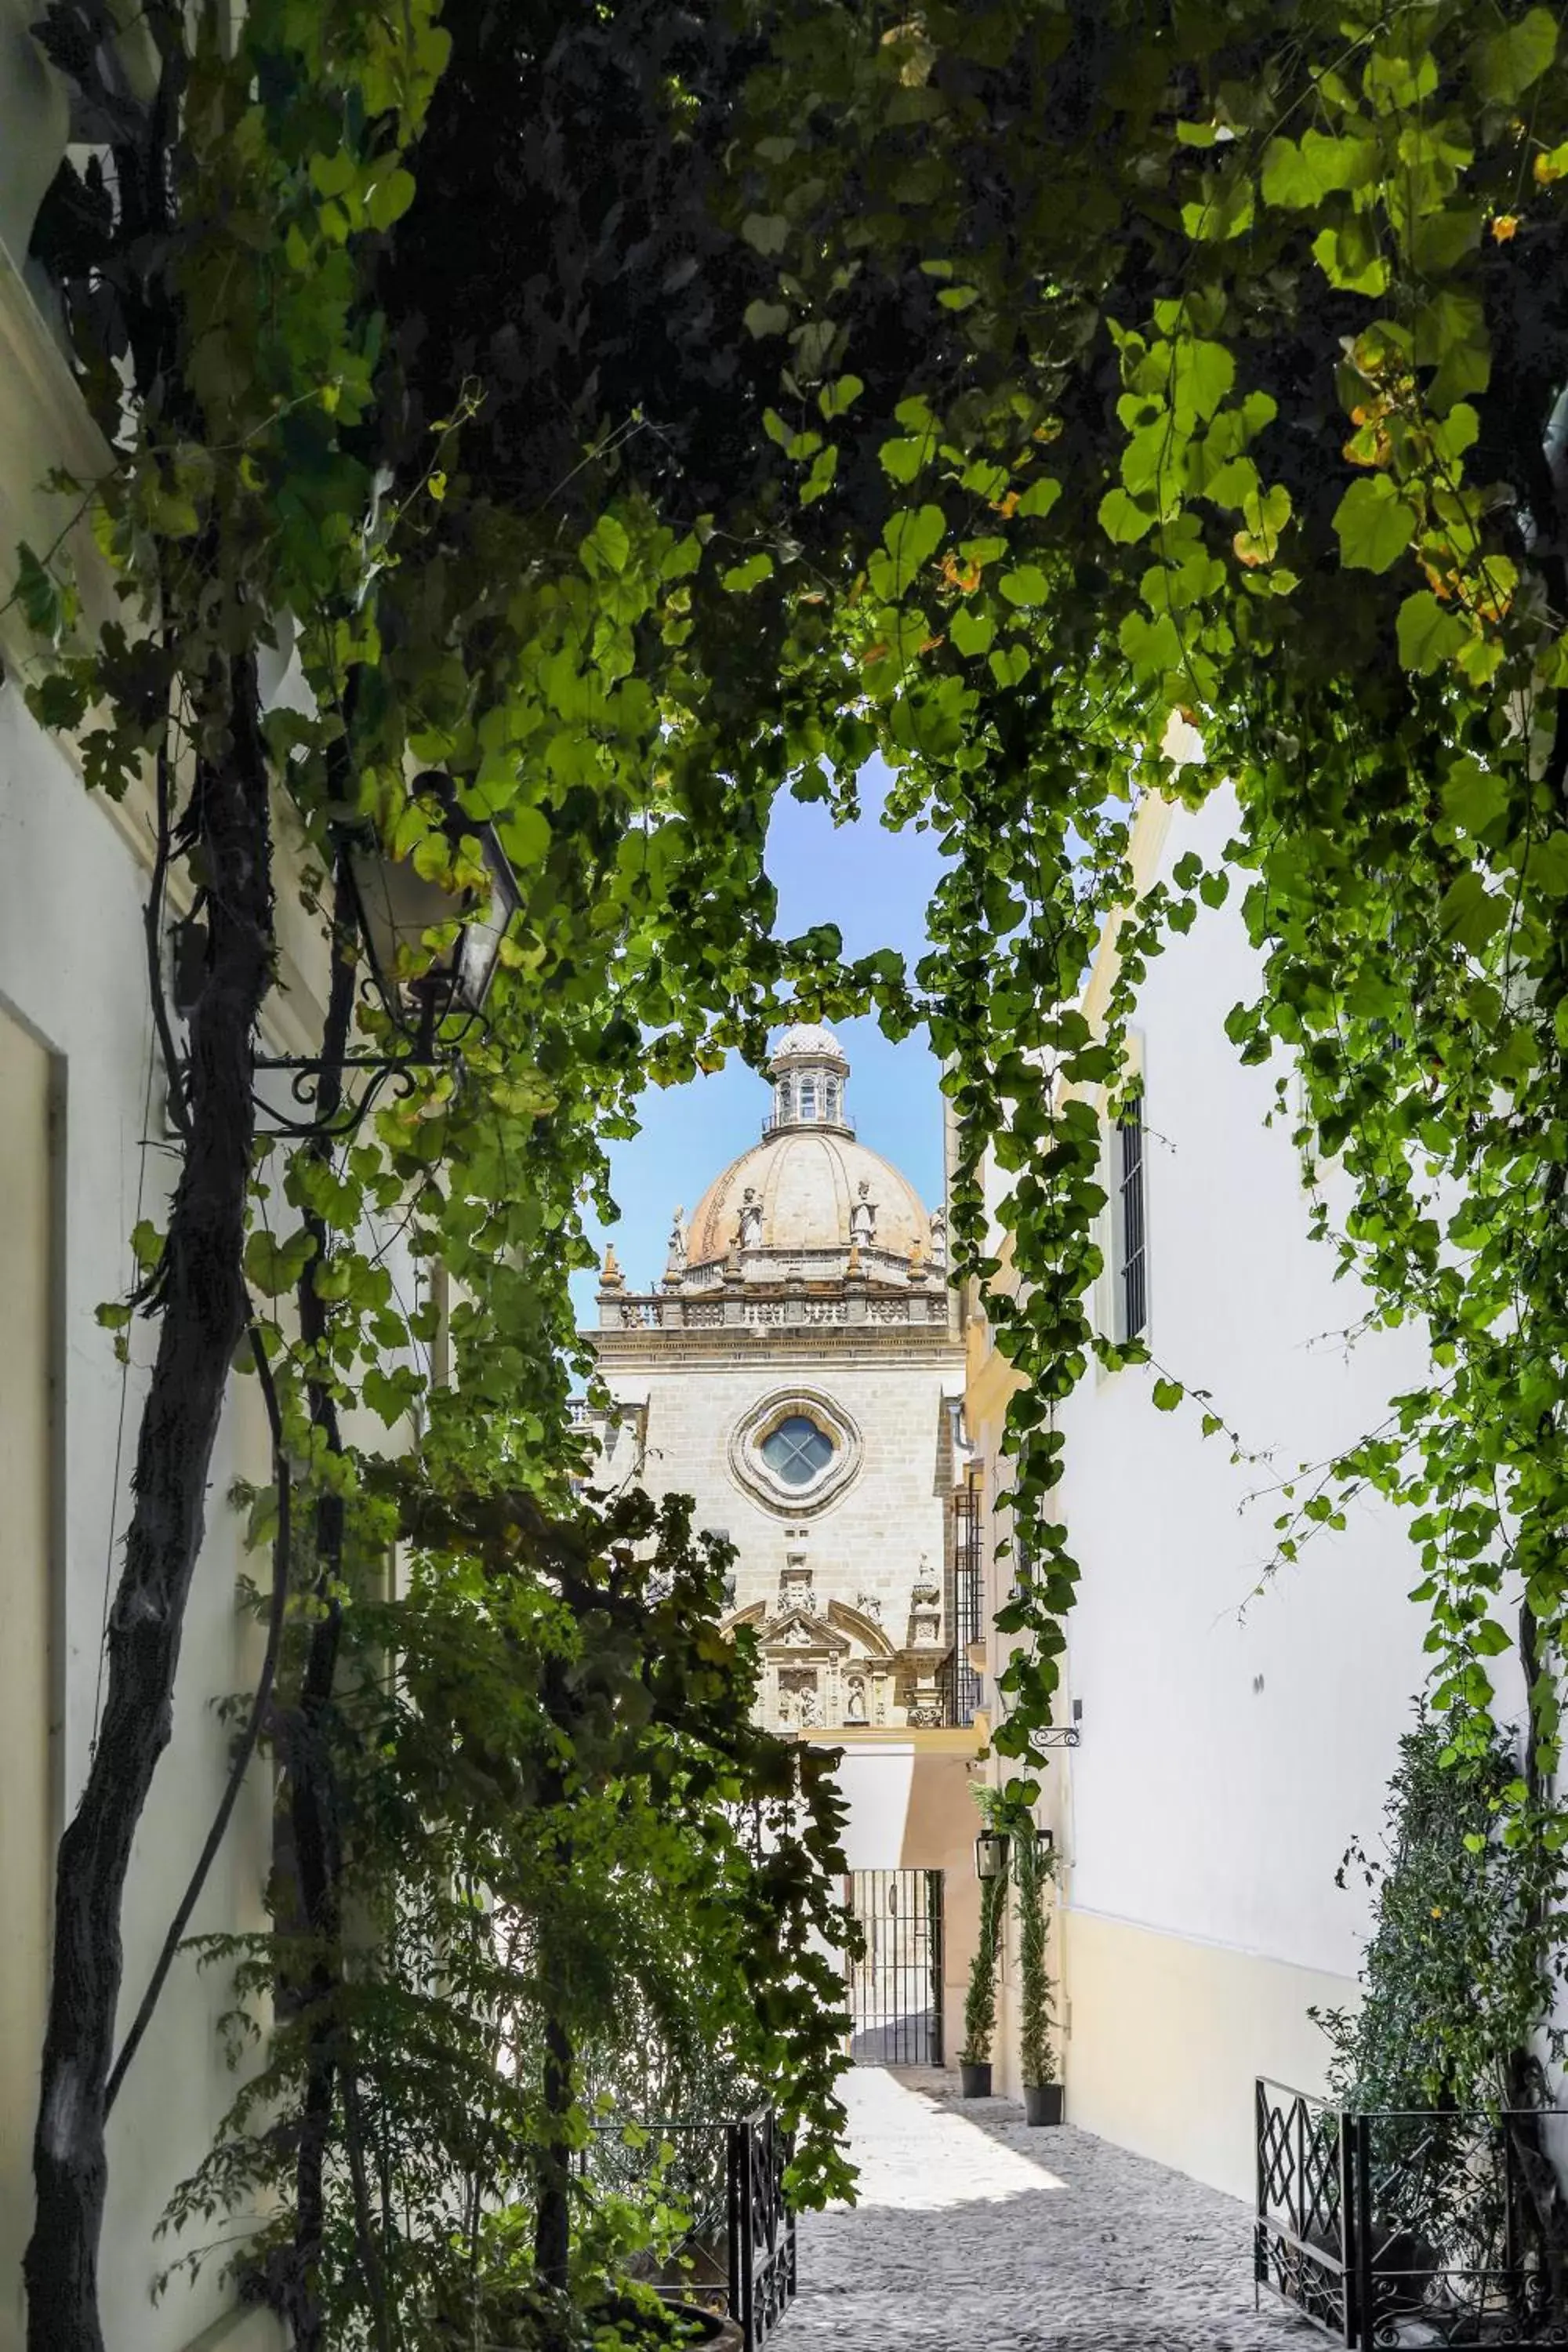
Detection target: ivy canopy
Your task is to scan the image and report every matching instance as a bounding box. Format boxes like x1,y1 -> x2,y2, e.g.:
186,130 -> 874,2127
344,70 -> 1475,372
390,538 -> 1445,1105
17,0 -> 1568,2345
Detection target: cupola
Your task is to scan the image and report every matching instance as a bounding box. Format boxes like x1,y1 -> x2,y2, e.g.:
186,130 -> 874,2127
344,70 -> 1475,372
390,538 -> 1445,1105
768,1022 -> 851,1134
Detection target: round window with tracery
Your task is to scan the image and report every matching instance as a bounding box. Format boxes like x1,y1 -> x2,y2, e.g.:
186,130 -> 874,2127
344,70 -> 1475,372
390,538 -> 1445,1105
760,1414 -> 834,1486
730,1388 -> 861,1515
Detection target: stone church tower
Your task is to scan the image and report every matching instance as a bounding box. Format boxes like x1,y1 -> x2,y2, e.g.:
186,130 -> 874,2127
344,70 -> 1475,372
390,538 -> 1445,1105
583,1024 -> 968,1733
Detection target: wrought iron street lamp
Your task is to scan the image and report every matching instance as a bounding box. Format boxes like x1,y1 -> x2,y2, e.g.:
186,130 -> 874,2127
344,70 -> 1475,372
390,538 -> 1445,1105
975,1829 -> 1008,1881
174,775 -> 522,1138
975,1822 -> 1054,1880
344,777 -> 521,1054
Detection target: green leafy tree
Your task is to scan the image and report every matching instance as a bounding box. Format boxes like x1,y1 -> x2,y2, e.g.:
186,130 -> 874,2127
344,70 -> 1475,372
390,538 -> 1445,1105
1318,1709 -> 1565,2117
161,1484 -> 851,2347
1316,1707 -> 1568,2300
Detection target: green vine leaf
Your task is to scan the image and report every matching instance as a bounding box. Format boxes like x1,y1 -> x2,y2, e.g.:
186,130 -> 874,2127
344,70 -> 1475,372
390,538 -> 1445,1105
1334,476 -> 1418,573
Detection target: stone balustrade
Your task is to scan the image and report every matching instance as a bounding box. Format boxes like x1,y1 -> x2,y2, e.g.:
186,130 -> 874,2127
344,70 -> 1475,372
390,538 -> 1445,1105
599,1289 -> 953,1334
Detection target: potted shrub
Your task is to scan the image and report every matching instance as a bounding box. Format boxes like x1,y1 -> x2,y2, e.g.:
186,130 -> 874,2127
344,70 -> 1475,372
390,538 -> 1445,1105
1015,1825 -> 1062,2125
959,1832 -> 1007,2096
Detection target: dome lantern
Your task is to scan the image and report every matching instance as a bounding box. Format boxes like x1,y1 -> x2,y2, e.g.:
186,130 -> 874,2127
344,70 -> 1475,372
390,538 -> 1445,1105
768,1022 -> 851,1135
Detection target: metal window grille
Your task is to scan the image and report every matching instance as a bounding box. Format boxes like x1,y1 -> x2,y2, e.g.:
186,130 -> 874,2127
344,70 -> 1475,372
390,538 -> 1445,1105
942,1480 -> 983,1727
1116,1097 -> 1147,1341
844,1869 -> 945,2066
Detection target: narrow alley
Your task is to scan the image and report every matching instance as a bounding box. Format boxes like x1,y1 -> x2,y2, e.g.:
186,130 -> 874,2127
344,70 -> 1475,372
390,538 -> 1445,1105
791,2071 -> 1317,2351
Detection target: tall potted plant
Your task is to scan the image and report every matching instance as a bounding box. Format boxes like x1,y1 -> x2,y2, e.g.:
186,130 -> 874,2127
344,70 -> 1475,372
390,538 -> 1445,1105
1015,1826 -> 1062,2125
959,1796 -> 1007,2096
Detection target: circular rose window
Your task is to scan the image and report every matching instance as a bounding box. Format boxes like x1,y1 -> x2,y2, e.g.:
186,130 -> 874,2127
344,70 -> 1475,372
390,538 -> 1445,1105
729,1389 -> 861,1515
760,1414 -> 835,1486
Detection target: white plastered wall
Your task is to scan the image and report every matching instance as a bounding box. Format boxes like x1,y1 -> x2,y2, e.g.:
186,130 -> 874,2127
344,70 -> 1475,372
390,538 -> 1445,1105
0,681 -> 289,2349
975,786 -> 1519,2199
0,1000 -> 53,2348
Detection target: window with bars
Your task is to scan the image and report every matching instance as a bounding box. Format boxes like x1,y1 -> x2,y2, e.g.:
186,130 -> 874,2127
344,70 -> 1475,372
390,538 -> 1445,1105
1115,1094 -> 1148,1342
941,1478 -> 984,1727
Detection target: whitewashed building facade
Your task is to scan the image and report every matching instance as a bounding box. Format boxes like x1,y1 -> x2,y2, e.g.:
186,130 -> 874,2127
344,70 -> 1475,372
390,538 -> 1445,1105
963,789 -> 1507,2198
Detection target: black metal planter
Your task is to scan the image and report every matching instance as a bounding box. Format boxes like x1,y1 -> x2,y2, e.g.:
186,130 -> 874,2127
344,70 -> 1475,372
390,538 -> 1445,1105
481,2310 -> 742,2352
1023,2083 -> 1064,2126
586,2105 -> 797,2352
1254,2075 -> 1568,2348
960,2060 -> 993,2096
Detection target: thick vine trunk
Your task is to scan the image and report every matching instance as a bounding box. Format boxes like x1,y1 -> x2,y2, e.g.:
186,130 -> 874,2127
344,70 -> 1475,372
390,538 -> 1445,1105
535,2012 -> 575,2294
24,655 -> 273,2352
276,851 -> 361,2352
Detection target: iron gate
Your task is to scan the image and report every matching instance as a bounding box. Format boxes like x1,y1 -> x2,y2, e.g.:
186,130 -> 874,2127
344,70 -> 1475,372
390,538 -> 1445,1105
845,1868 -> 944,2066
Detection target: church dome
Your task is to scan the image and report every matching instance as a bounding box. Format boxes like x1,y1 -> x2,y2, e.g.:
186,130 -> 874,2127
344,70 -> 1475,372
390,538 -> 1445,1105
682,1026 -> 933,1273
685,1129 -> 932,1269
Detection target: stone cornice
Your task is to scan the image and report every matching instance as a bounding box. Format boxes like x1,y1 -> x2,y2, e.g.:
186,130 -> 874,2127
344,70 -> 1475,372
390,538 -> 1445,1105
793,1725 -> 984,1756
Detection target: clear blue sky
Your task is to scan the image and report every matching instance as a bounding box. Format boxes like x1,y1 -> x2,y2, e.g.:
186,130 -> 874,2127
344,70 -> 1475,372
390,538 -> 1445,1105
572,762 -> 949,1318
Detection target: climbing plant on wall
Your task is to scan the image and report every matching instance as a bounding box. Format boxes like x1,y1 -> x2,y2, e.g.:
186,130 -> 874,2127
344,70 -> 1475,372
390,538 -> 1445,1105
720,0 -> 1568,1816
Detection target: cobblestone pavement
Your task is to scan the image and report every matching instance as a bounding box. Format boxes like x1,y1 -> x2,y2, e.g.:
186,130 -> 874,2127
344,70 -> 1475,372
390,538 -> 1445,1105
789,2067 -> 1318,2350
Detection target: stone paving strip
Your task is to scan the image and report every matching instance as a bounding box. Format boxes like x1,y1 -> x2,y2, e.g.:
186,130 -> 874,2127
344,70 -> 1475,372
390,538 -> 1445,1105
790,2067 -> 1318,2350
